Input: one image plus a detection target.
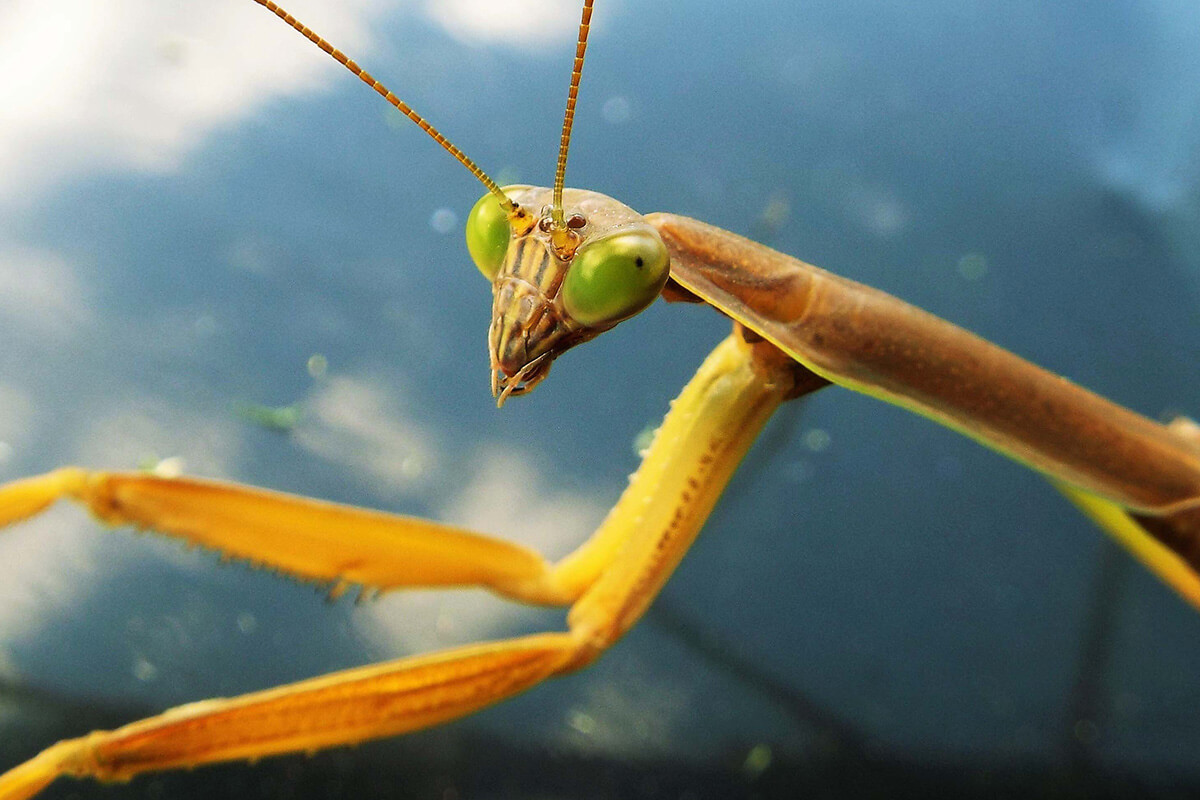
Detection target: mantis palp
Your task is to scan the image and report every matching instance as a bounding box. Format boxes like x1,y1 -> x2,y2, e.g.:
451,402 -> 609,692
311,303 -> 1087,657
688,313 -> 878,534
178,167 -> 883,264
2,0 -> 1200,796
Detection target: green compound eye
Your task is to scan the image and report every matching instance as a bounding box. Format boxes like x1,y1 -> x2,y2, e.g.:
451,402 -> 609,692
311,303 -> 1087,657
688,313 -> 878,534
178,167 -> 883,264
465,192 -> 512,280
562,229 -> 670,327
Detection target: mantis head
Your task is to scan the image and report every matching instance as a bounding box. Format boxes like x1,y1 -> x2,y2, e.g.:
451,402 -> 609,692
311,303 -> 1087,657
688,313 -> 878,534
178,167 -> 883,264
253,0 -> 633,406
466,186 -> 670,405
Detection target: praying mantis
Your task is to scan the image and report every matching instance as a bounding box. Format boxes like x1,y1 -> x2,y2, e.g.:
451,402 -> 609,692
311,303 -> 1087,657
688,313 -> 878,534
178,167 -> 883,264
2,0 -> 1200,796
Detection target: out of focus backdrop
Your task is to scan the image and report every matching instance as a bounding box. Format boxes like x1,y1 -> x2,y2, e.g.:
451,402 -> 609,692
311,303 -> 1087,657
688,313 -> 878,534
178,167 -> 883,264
1,0 -> 1199,796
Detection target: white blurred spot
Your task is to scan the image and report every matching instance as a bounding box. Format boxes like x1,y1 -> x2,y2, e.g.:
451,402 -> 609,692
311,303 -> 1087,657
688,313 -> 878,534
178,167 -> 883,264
843,183 -> 909,238
151,456 -> 187,478
802,428 -> 831,452
424,0 -> 581,46
632,423 -> 657,458
429,207 -> 458,234
132,656 -> 159,682
0,248 -> 92,338
0,0 -> 600,208
306,353 -> 329,379
0,0 -> 395,206
236,611 -> 258,634
956,253 -> 988,281
567,708 -> 597,735
601,95 -> 632,125
0,510 -> 110,642
294,376 -> 433,493
439,447 -> 605,557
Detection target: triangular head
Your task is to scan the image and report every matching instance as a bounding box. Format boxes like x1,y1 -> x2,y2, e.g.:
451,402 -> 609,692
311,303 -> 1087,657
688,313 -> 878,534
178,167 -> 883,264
466,185 -> 670,404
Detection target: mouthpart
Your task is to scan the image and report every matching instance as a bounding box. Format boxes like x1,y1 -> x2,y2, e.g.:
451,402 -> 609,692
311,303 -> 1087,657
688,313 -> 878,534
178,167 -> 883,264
491,352 -> 553,408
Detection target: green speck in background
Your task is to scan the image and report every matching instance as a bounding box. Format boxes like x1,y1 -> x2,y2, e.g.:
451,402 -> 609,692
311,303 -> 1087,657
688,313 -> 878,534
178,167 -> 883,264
234,401 -> 304,433
957,253 -> 988,281
307,353 -> 328,379
741,743 -> 773,778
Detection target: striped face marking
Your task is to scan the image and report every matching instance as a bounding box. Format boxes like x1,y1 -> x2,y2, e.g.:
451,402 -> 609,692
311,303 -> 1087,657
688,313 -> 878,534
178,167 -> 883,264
482,186 -> 670,406
489,226 -> 589,405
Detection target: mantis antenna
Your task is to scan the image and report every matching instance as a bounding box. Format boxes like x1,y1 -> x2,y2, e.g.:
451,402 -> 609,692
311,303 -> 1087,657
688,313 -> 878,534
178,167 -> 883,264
550,0 -> 596,236
250,0 -> 523,219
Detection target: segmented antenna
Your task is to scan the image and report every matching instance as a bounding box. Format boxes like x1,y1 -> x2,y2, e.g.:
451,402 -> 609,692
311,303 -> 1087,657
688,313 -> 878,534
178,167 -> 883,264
251,0 -> 517,215
550,0 -> 596,230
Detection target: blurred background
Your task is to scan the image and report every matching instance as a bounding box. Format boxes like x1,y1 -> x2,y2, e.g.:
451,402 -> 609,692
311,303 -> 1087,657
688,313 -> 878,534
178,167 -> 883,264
1,0 -> 1199,796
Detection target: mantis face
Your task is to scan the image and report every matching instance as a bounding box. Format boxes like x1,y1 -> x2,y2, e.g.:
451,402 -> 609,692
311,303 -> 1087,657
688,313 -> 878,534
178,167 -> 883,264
465,185 -> 670,405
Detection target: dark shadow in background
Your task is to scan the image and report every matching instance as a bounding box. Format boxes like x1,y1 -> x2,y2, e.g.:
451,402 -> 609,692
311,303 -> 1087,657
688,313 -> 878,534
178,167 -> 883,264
4,687 -> 1197,800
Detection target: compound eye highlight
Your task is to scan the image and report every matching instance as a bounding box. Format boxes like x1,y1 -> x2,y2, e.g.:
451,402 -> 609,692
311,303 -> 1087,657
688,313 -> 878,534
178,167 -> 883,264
465,192 -> 512,280
562,229 -> 670,327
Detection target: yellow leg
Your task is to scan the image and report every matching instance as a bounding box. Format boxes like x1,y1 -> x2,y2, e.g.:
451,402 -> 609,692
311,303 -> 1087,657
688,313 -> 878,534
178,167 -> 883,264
0,332 -> 799,800
0,634 -> 578,800
1055,482 -> 1200,611
1053,415 -> 1200,612
0,468 -> 571,603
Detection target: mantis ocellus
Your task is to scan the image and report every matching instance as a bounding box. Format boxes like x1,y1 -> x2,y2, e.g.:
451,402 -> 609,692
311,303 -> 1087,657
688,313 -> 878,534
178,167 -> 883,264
0,1 -> 1197,796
